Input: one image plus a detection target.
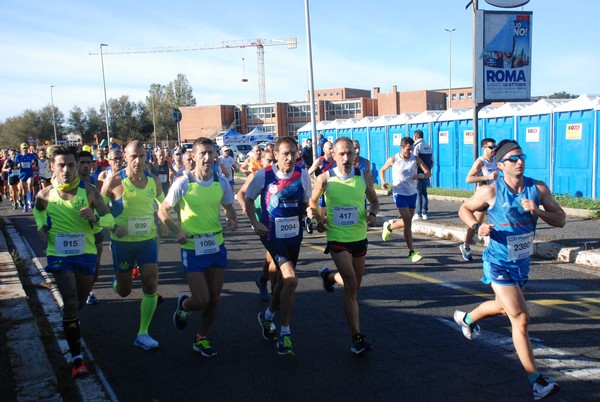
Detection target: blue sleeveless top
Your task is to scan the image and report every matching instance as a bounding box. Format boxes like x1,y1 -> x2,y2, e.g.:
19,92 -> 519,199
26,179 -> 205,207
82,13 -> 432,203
483,176 -> 539,269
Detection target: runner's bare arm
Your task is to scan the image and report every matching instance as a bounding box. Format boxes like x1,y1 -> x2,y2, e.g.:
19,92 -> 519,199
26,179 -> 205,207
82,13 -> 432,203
522,181 -> 566,228
458,185 -> 495,236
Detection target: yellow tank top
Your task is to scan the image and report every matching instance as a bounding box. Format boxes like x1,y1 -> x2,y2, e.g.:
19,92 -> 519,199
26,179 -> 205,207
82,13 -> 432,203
111,171 -> 158,242
179,173 -> 224,250
47,182 -> 96,256
325,168 -> 367,242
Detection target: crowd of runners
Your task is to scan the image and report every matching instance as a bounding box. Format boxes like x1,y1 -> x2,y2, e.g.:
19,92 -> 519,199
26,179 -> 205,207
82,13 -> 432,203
15,132 -> 563,400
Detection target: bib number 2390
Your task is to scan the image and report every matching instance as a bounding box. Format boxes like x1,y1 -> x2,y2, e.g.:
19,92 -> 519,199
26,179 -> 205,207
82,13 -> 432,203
507,232 -> 534,260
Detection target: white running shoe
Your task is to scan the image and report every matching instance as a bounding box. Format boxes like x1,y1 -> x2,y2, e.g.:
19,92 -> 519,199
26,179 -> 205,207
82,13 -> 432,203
421,214 -> 428,220
134,334 -> 159,350
412,214 -> 421,221
453,310 -> 480,340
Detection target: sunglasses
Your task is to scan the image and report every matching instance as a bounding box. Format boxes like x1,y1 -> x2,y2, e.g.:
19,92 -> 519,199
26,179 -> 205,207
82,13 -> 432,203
499,154 -> 527,163
486,145 -> 496,149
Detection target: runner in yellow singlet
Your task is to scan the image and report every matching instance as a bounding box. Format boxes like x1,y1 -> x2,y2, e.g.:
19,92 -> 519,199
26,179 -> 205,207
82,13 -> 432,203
101,140 -> 164,351
307,136 -> 379,355
34,145 -> 113,378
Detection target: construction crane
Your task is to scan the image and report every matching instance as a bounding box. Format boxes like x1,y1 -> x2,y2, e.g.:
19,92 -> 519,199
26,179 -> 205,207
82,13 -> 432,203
90,37 -> 298,104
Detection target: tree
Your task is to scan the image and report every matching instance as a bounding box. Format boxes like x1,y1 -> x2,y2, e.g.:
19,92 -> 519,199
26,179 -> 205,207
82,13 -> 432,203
165,73 -> 196,107
0,109 -> 45,147
84,107 -> 104,145
548,91 -> 578,99
68,106 -> 87,140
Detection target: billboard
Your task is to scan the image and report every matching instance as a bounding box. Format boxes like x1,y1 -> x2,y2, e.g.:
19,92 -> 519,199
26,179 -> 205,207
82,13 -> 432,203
476,11 -> 532,103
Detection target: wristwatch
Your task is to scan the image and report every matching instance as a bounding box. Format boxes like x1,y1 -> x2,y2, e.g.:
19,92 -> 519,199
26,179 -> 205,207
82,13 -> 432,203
471,223 -> 480,231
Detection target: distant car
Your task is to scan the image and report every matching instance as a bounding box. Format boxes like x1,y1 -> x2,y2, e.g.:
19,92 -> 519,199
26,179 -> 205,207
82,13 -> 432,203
227,144 -> 253,163
181,143 -> 193,152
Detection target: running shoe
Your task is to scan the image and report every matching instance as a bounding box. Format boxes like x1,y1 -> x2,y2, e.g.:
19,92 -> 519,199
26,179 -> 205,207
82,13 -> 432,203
23,203 -> 28,213
134,333 -> 159,350
319,267 -> 334,293
381,220 -> 393,241
71,358 -> 89,379
412,214 -> 421,221
351,333 -> 372,355
256,276 -> 271,301
13,202 -> 17,210
173,294 -> 191,330
86,292 -> 99,305
193,337 -> 217,357
459,244 -> 473,261
112,277 -> 118,293
276,334 -> 294,356
532,375 -> 560,400
257,312 -> 277,341
304,216 -> 314,234
132,266 -> 139,279
408,250 -> 423,262
453,310 -> 480,341
421,214 -> 428,220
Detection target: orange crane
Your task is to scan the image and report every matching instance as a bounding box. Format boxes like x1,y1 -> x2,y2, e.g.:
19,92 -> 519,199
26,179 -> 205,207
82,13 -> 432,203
90,37 -> 297,104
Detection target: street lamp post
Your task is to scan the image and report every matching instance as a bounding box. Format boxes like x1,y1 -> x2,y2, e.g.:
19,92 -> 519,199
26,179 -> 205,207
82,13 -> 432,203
50,85 -> 58,145
100,43 -> 110,146
445,28 -> 455,109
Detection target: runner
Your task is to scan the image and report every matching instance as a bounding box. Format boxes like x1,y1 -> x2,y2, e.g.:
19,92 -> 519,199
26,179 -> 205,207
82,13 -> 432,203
379,136 -> 431,262
240,144 -> 263,175
459,138 -> 498,261
3,149 -> 22,209
219,147 -> 238,192
101,140 -> 164,350
453,139 -> 564,401
307,137 -> 379,354
14,143 -> 38,212
97,148 -> 125,190
33,145 -> 113,378
236,150 -> 276,302
37,148 -> 53,189
77,150 -> 104,305
244,137 -> 311,355
307,141 -> 334,178
158,137 -> 237,357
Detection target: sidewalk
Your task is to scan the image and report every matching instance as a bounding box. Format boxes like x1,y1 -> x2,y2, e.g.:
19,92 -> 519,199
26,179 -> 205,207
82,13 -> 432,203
375,194 -> 600,269
0,194 -> 598,401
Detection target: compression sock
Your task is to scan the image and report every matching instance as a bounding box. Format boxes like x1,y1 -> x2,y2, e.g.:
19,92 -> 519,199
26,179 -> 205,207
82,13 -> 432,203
280,325 -> 291,336
528,372 -> 541,384
28,191 -> 33,204
63,317 -> 81,357
138,292 -> 158,335
464,313 -> 475,326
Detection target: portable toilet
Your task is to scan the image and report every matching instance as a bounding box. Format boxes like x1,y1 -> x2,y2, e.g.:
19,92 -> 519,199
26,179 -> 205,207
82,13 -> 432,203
552,94 -> 600,198
432,109 -> 471,189
336,118 -> 360,141
367,116 -> 396,184
387,113 -> 417,159
596,102 -> 600,199
407,111 -> 443,144
456,110 -> 485,191
515,99 -> 570,188
481,102 -> 533,143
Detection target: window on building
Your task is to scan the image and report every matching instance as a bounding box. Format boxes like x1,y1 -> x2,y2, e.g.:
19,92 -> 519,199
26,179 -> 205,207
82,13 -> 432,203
459,93 -> 465,100
467,92 -> 473,100
452,94 -> 457,101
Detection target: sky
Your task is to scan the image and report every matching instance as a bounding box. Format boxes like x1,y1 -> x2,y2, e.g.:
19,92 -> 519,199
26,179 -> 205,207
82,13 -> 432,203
0,0 -> 599,122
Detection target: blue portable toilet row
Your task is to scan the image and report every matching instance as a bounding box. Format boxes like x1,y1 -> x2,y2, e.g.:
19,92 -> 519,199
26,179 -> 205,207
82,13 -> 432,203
296,94 -> 600,198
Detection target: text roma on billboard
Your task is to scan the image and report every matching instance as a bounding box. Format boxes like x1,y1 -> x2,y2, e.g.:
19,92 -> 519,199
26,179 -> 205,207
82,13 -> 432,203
478,10 -> 532,103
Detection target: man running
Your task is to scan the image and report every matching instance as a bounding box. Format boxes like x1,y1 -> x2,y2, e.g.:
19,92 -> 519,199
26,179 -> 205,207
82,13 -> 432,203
244,137 -> 311,355
37,148 -> 52,189
454,139 -> 564,401
34,145 -> 113,378
307,137 -> 379,354
101,140 -> 164,350
379,137 -> 431,262
159,137 -> 237,357
15,143 -> 38,211
459,137 -> 498,261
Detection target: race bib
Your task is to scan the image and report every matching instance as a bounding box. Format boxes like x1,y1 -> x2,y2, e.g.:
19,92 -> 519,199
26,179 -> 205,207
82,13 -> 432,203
332,206 -> 359,226
55,232 -> 85,255
128,216 -> 153,235
194,234 -> 219,255
159,174 -> 168,183
21,161 -> 31,169
274,216 -> 299,238
11,168 -> 20,176
507,232 -> 534,260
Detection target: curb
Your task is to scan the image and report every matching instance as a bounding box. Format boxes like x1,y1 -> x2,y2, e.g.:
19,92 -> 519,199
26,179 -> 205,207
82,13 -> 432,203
0,230 -> 62,401
406,219 -> 600,270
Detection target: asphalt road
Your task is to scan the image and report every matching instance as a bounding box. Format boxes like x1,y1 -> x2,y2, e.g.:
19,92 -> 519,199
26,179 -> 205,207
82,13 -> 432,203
4,195 -> 600,402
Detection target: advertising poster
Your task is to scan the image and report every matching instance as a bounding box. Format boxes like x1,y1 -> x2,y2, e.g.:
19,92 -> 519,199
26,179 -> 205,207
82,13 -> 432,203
478,11 -> 532,102
439,131 -> 449,144
464,130 -> 474,145
566,123 -> 583,140
525,126 -> 540,142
